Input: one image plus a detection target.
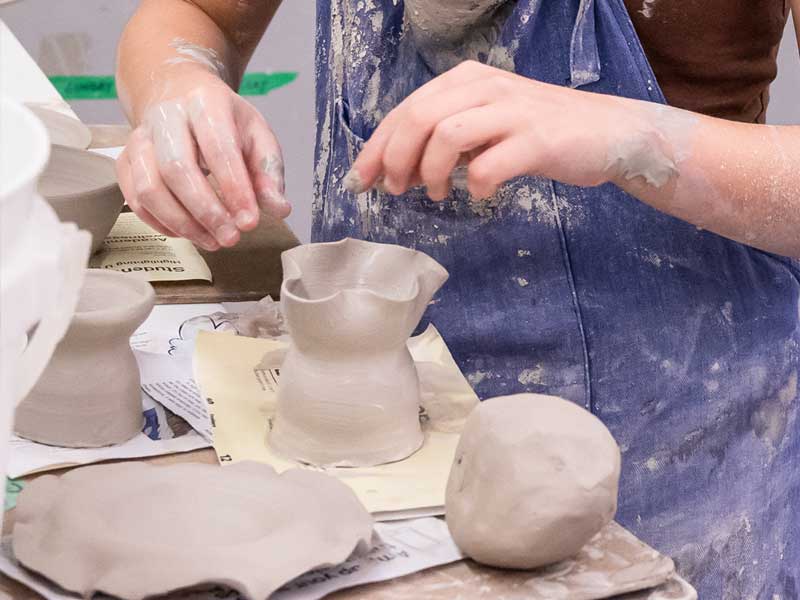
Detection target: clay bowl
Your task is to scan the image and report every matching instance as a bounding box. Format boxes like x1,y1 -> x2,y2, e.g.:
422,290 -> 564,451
26,105 -> 92,150
38,145 -> 123,254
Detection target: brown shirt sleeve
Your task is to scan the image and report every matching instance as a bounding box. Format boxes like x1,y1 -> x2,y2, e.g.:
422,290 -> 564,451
623,0 -> 789,123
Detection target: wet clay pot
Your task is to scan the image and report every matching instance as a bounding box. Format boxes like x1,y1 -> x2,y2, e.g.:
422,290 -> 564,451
15,270 -> 155,447
38,145 -> 124,254
270,238 -> 449,467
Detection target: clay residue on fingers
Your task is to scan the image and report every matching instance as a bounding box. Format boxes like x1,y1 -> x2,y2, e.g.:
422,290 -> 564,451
343,167 -> 366,194
256,154 -> 290,216
260,155 -> 286,193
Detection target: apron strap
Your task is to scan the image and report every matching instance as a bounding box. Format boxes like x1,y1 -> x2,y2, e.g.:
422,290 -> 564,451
570,0 -> 601,87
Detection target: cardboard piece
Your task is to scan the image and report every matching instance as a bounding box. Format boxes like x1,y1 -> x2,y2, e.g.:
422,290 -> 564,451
193,325 -> 479,519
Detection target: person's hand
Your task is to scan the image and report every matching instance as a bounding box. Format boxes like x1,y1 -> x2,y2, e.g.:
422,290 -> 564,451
117,68 -> 290,251
347,60 -> 679,200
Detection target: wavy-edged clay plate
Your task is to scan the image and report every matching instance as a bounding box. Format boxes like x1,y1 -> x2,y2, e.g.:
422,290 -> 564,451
12,461 -> 374,600
26,105 -> 92,150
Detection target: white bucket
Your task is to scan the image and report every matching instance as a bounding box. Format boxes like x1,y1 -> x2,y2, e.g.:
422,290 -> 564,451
0,98 -> 91,513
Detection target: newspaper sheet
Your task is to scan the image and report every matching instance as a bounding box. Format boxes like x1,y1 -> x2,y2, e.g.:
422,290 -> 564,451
90,213 -> 212,283
0,518 -> 463,600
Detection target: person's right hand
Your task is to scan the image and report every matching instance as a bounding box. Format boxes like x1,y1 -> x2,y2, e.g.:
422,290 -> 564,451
117,68 -> 290,251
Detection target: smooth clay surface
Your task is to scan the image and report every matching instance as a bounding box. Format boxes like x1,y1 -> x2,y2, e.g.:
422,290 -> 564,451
270,238 -> 449,467
12,461 -> 374,600
445,394 -> 621,569
15,270 -> 154,447
38,144 -> 124,254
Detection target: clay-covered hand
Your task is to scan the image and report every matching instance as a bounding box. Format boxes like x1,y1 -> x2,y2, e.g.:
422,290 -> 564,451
347,60 -> 673,201
116,67 -> 289,251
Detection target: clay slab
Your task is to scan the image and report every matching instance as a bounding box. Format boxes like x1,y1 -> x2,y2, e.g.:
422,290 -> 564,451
38,144 -> 124,253
12,461 -> 374,600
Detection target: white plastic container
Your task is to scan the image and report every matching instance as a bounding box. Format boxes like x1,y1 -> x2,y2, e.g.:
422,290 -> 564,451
0,98 -> 90,520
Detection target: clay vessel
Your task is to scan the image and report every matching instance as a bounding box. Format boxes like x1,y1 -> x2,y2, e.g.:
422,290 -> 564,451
270,238 -> 449,467
38,144 -> 124,254
15,269 -> 155,447
25,104 -> 92,150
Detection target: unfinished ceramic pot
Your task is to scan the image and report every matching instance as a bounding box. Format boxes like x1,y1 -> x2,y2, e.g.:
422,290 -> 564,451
38,144 -> 124,254
13,461 -> 374,600
15,269 -> 155,447
446,394 -> 621,569
270,238 -> 449,467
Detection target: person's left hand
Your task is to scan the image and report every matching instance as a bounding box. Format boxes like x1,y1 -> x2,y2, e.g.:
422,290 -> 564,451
347,60 -> 664,200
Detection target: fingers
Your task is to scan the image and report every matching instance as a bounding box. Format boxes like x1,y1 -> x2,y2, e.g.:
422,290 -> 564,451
187,93 -> 260,231
419,105 -> 513,200
125,129 -> 222,251
146,106 -> 240,248
117,149 -> 180,238
348,60 -> 506,192
467,135 -> 541,199
381,77 -> 512,194
235,100 -> 292,219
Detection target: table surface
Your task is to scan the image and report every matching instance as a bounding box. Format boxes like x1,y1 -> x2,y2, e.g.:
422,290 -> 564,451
0,126 -> 691,599
0,449 -> 694,600
152,214 -> 300,305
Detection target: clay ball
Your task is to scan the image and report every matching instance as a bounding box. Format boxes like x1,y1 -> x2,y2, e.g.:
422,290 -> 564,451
445,393 -> 621,569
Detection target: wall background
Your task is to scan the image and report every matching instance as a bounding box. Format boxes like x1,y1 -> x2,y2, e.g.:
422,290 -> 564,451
0,0 -> 316,241
1,2 -> 797,242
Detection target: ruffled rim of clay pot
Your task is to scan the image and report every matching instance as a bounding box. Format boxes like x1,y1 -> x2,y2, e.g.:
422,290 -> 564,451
0,99 -> 50,200
71,270 -> 155,327
281,237 -> 449,306
39,145 -> 120,202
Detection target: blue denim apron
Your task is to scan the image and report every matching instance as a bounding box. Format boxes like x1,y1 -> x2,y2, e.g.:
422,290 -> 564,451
313,1 -> 800,596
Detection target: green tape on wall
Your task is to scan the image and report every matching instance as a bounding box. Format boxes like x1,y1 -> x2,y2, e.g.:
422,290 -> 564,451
49,75 -> 117,100
49,72 -> 299,101
239,72 -> 298,96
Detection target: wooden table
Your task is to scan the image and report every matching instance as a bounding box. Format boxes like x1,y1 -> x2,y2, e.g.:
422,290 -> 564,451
0,446 -> 694,600
0,224 -> 694,599
152,215 -> 300,305
0,126 -> 691,597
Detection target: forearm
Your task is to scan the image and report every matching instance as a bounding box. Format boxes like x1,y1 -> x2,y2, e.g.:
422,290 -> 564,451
116,0 -> 280,124
616,109 -> 800,258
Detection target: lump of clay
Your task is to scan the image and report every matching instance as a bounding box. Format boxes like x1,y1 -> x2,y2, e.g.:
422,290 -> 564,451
445,394 -> 621,569
270,238 -> 448,468
13,461 -> 373,600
